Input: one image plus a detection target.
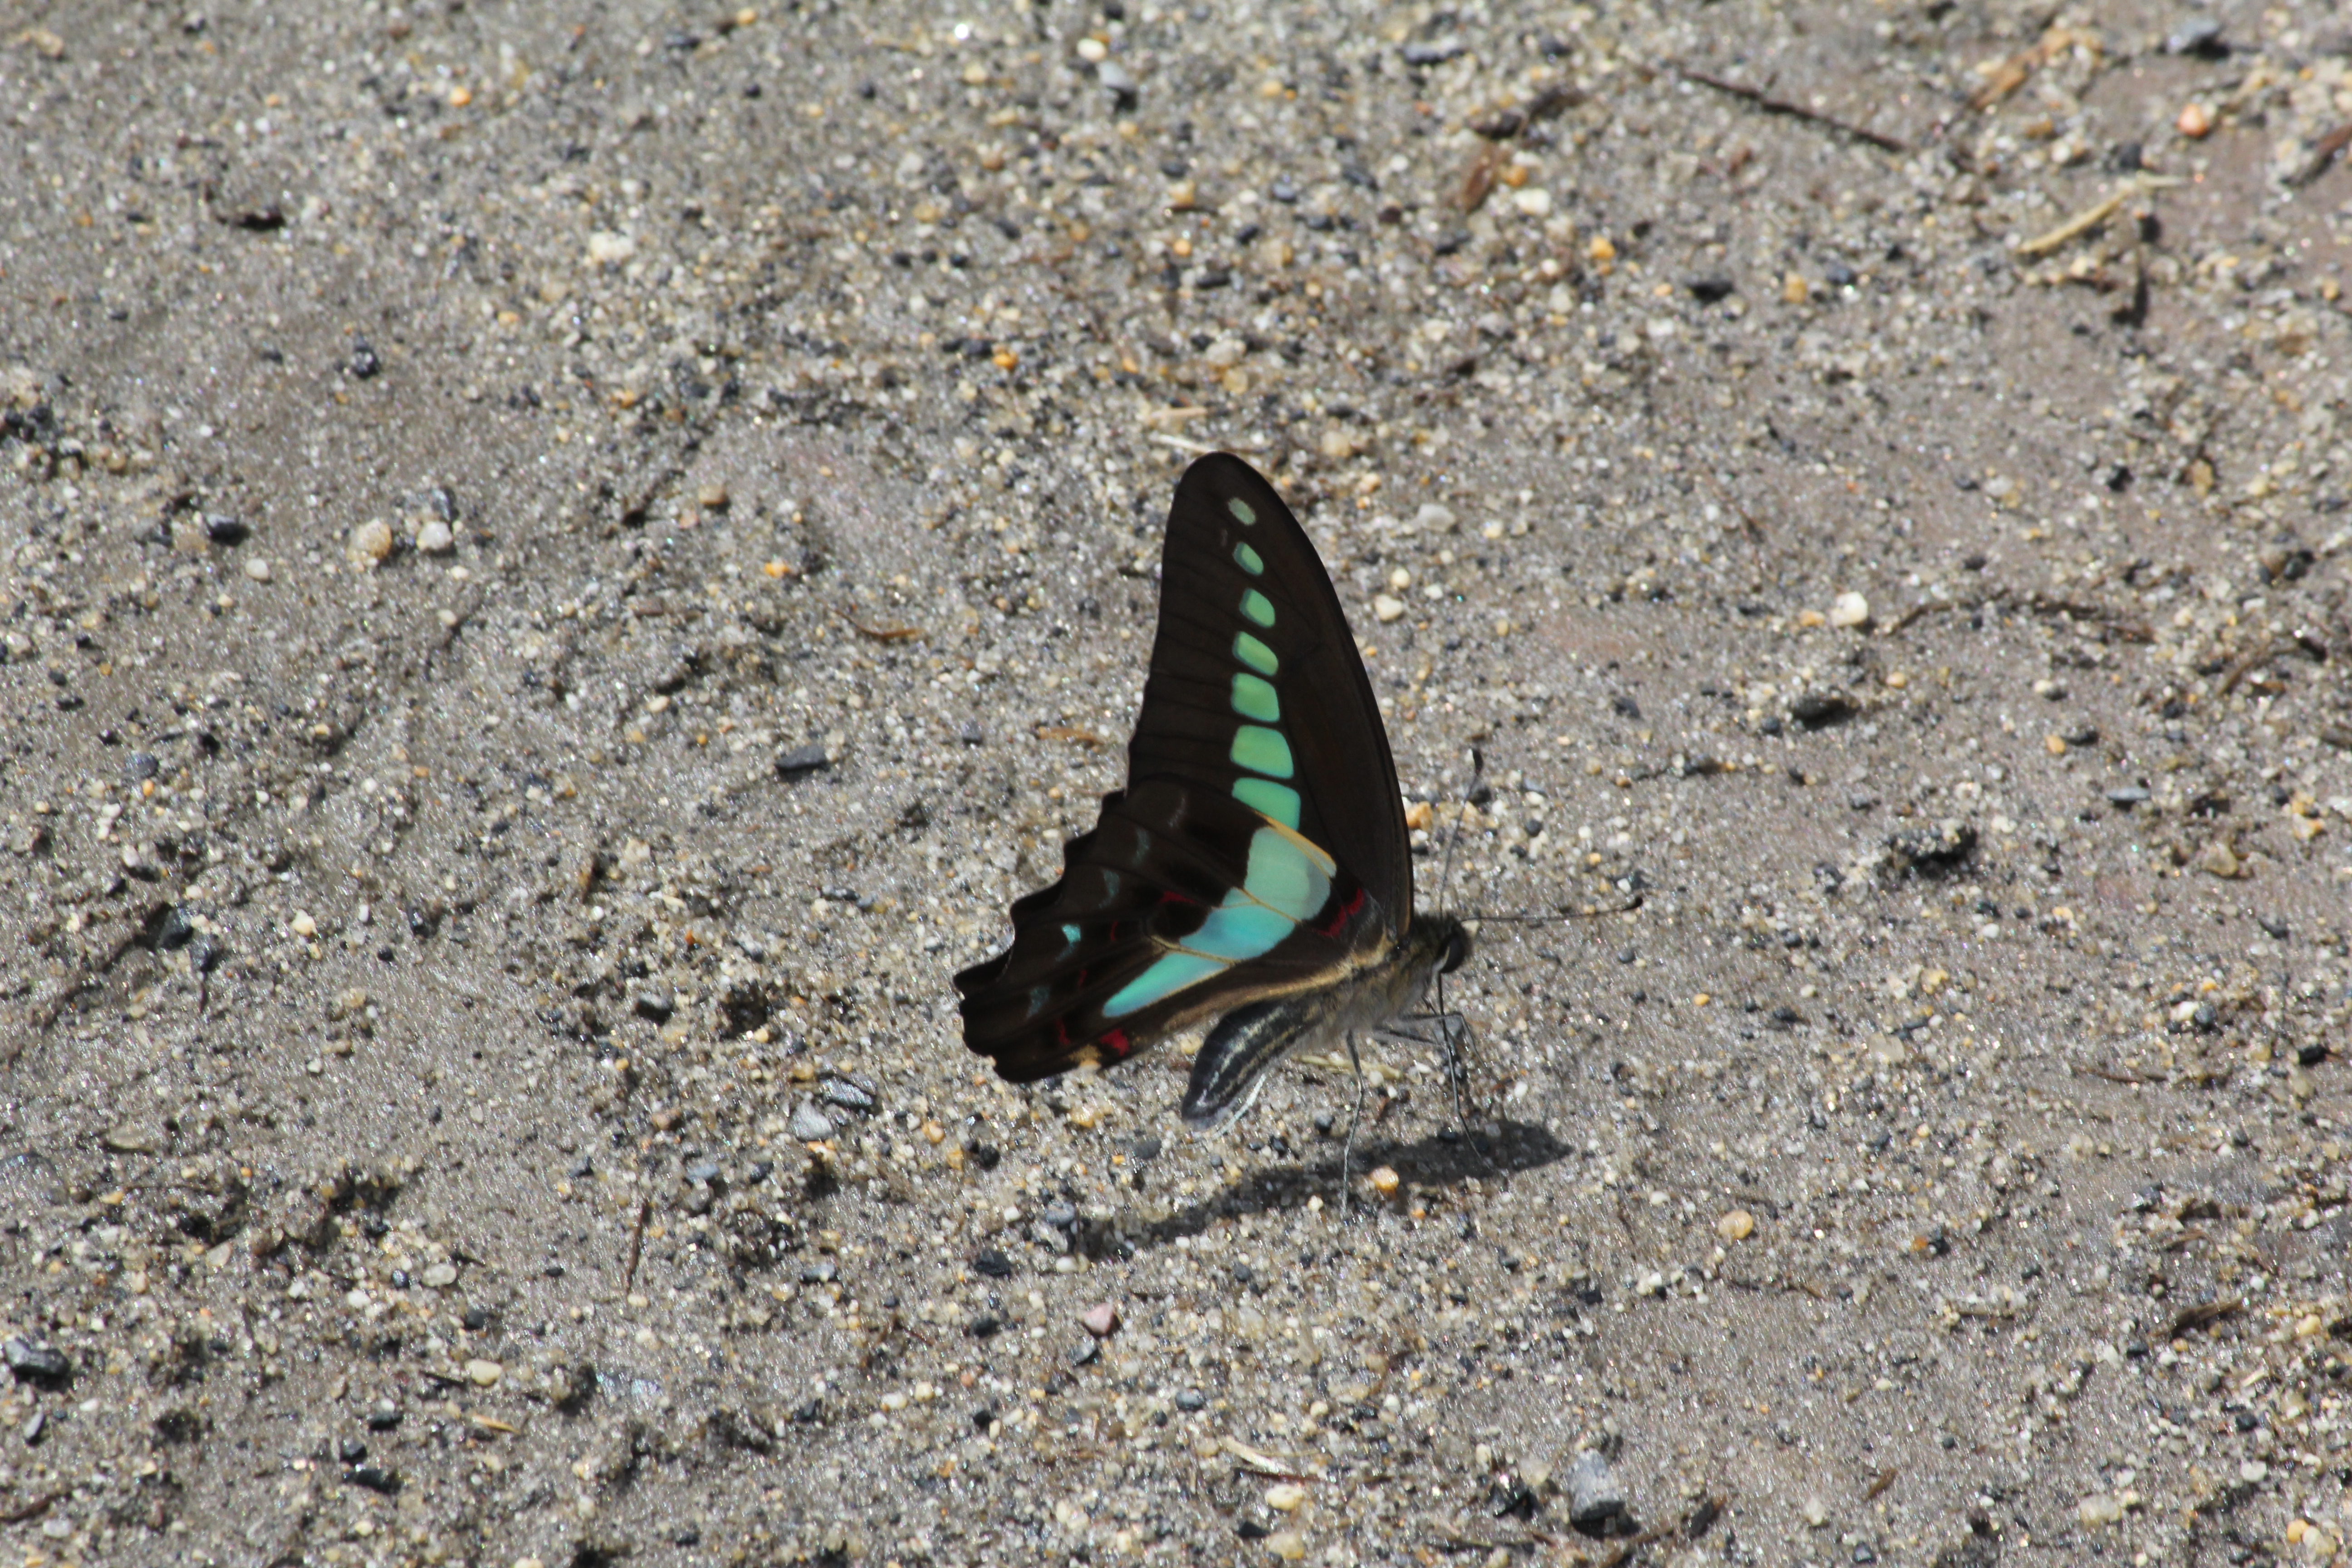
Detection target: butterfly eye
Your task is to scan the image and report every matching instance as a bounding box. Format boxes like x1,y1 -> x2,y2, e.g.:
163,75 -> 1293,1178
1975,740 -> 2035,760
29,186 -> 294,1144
1440,926 -> 1472,975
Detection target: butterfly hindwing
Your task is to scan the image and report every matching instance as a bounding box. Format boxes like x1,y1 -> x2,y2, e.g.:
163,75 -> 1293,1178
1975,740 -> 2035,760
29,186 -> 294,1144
955,782 -> 1384,1082
955,454 -> 1413,1084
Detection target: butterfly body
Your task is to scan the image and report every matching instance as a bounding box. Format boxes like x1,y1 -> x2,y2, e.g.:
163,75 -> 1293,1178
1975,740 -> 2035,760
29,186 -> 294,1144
1178,910 -> 1466,1130
955,454 -> 1467,1127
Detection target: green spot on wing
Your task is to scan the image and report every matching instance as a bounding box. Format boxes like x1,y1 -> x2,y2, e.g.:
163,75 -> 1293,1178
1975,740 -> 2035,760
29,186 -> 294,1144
1179,898 -> 1291,963
1230,724 -> 1293,779
1241,824 -> 1331,918
1233,632 -> 1278,676
1229,672 -> 1280,723
1233,541 -> 1264,575
1231,777 -> 1301,829
1103,951 -> 1224,1018
1227,497 -> 1257,525
1240,588 -> 1275,627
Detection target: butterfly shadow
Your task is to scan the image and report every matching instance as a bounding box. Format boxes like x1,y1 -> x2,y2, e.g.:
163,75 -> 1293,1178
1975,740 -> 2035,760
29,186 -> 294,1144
1087,1117 -> 1573,1258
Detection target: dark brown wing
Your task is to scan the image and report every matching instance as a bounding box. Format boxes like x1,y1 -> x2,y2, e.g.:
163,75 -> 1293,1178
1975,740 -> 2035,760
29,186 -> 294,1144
954,453 -> 1407,1083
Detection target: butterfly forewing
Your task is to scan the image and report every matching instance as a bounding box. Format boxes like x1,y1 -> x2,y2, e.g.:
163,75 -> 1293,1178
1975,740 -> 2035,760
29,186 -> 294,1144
1131,456 -> 1410,915
956,454 -> 1413,1084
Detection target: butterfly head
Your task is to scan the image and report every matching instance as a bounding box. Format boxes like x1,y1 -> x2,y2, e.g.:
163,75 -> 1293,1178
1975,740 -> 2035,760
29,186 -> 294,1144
1437,917 -> 1473,976
1410,910 -> 1470,981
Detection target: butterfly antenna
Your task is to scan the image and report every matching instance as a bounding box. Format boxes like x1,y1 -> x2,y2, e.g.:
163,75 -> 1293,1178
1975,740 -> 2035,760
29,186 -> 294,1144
1455,893 -> 1645,923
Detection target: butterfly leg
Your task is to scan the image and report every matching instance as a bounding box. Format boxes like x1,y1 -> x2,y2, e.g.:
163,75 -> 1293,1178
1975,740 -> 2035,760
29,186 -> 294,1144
1338,1029 -> 1366,1220
1436,1012 -> 1502,1177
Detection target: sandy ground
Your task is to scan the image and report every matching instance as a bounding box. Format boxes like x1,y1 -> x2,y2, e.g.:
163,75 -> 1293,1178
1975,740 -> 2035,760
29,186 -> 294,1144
2,1 -> 2349,1564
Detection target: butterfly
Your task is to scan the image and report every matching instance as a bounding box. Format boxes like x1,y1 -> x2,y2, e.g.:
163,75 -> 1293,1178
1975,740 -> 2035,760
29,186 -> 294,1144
955,452 -> 1471,1132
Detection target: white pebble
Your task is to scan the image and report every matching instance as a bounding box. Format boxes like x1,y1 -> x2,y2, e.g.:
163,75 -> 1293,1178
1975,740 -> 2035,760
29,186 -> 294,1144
349,518 -> 394,567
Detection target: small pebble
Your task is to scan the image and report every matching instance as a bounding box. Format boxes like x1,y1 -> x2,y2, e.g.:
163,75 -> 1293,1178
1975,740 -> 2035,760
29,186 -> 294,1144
778,742 -> 831,777
2078,1492 -> 2126,1526
1566,1450 -> 1626,1530
1175,1388 -> 1207,1412
695,481 -> 730,510
1716,1209 -> 1755,1241
1264,1482 -> 1307,1512
1372,593 -> 1406,623
1368,1166 -> 1401,1198
2165,16 -> 2225,54
465,1358 -> 503,1387
820,1076 -> 876,1112
1827,591 -> 1870,629
1082,1302 -> 1120,1338
1265,1529 -> 1305,1561
789,1102 -> 835,1141
349,518 -> 395,567
3,1338 -> 71,1386
2177,102 -> 2213,138
243,557 -> 274,582
415,519 -> 456,555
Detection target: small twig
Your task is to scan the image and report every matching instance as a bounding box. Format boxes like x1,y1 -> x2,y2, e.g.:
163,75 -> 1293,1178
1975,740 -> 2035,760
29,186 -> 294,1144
1137,403 -> 1211,428
840,612 -> 923,642
2018,175 -> 2183,257
1966,25 -> 2099,114
2288,122 -> 2352,187
0,1492 -> 62,1525
1866,1467 -> 1900,1500
2019,194 -> 2124,258
1221,1434 -> 1313,1478
1887,600 -> 1955,634
1674,65 -> 1909,153
622,1197 -> 652,1292
2014,592 -> 2153,643
2217,637 -> 2275,696
2165,1297 -> 2242,1338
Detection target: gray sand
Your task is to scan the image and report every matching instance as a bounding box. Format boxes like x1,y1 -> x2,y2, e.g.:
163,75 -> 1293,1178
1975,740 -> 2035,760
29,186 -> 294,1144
1,2 -> 2347,1564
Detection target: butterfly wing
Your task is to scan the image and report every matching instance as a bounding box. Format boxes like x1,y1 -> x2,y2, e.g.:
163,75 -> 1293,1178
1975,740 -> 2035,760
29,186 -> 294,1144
956,453 -> 1412,1083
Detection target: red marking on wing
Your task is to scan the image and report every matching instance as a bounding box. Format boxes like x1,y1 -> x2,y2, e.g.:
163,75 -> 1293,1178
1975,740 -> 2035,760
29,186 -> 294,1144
1312,884 -> 1367,938
1100,1027 -> 1133,1059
